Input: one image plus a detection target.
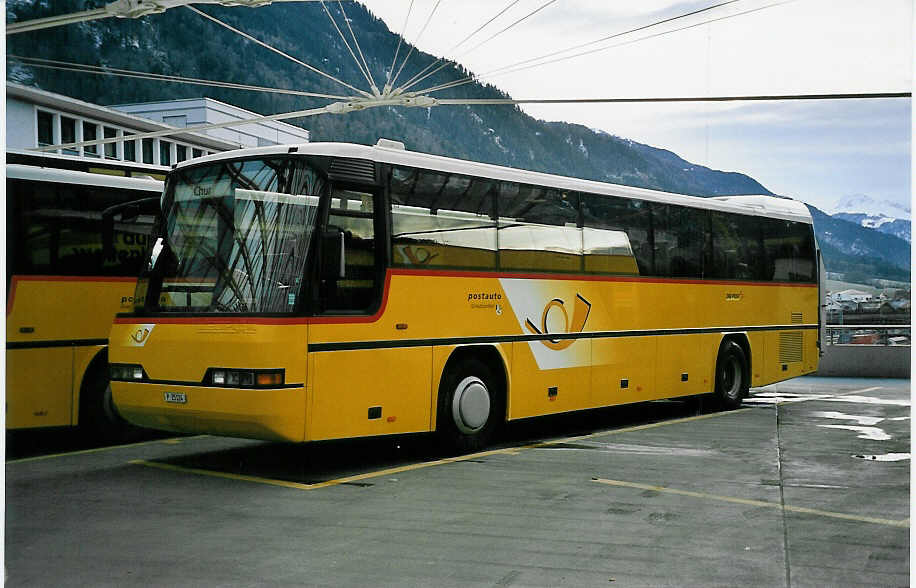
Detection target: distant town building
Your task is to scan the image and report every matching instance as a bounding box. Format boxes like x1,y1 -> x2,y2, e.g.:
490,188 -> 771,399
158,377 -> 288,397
833,289 -> 873,303
6,82 -> 309,165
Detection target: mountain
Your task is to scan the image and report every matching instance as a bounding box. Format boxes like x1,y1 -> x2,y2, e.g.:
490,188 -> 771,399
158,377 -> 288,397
832,193 -> 911,220
830,193 -> 911,243
6,1 -> 910,281
832,213 -> 911,243
808,206 -> 910,282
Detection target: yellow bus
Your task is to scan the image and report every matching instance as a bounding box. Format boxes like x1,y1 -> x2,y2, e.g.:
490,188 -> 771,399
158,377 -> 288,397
6,151 -> 163,438
109,139 -> 823,450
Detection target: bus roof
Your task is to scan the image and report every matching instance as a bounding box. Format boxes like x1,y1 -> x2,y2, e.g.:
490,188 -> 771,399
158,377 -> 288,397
175,139 -> 813,224
7,163 -> 164,192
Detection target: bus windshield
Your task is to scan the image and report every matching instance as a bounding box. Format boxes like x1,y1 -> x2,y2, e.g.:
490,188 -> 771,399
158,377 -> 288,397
146,157 -> 326,313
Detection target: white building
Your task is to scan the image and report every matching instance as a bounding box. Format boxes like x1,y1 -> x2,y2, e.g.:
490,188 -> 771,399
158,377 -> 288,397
112,97 -> 308,149
6,82 -> 309,165
834,289 -> 873,303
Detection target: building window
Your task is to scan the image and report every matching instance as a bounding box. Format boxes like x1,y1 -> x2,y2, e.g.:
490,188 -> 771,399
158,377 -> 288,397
160,140 -> 172,166
83,121 -> 99,157
193,148 -> 203,158
124,133 -> 136,162
176,144 -> 187,162
142,138 -> 154,164
37,110 -> 54,146
104,127 -> 118,159
60,116 -> 77,155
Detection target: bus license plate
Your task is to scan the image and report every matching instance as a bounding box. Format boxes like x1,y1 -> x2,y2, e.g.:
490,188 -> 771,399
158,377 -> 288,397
164,392 -> 187,404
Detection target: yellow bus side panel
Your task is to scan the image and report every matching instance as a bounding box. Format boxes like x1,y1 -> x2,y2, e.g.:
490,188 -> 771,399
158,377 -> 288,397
591,336 -> 658,407
654,334 -> 719,398
308,347 -> 432,441
508,340 -> 591,420
762,329 -> 818,384
7,277 -> 135,343
7,277 -> 134,430
6,348 -> 73,428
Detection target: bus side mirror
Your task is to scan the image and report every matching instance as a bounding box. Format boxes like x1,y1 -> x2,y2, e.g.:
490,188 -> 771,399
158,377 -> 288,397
321,227 -> 346,280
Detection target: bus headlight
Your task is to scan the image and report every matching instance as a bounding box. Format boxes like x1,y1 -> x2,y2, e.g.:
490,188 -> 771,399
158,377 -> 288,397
206,368 -> 284,388
110,364 -> 146,381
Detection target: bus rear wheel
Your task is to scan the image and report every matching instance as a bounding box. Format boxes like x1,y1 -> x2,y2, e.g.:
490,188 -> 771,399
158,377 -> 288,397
714,341 -> 748,410
437,358 -> 502,453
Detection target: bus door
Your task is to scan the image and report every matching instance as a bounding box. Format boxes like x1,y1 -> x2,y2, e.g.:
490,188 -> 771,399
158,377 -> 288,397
308,182 -> 432,440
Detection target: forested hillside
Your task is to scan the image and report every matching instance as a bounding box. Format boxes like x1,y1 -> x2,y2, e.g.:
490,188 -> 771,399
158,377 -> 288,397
6,0 -> 909,279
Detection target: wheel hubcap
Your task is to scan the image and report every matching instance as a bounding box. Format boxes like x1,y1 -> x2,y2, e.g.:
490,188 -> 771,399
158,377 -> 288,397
452,376 -> 490,434
722,357 -> 741,399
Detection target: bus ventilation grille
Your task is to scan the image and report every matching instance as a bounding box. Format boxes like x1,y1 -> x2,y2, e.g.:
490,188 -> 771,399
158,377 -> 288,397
791,312 -> 803,324
328,158 -> 376,185
779,332 -> 804,363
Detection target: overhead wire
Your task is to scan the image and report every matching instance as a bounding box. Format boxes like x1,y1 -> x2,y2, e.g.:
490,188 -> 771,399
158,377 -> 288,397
487,0 -> 797,79
8,55 -> 349,100
389,0 -> 443,90
385,0 -> 415,90
186,5 -> 371,98
396,0 -> 521,94
337,1 -> 377,93
319,1 -> 378,94
456,0 -> 559,58
413,0 -> 793,96
434,92 -> 911,106
483,0 -> 743,78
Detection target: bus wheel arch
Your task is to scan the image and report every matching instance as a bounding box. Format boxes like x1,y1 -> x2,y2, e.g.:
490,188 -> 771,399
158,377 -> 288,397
436,345 -> 507,452
78,348 -> 140,441
713,335 -> 751,409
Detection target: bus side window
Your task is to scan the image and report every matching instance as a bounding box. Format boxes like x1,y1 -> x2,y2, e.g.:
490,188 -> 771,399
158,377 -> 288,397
496,183 -> 581,273
580,193 -> 646,276
389,166 -> 497,270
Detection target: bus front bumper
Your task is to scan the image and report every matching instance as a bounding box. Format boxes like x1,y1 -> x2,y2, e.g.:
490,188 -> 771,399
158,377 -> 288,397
112,381 -> 306,442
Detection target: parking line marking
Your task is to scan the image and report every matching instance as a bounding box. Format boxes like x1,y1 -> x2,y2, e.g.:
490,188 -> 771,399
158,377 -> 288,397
129,409 -> 752,491
130,459 -> 318,490
531,408 -> 753,448
130,446 -> 528,490
6,436 -> 208,465
592,478 -> 909,528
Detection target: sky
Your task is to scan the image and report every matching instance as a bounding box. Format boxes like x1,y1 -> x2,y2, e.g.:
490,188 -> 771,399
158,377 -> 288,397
358,0 -> 913,214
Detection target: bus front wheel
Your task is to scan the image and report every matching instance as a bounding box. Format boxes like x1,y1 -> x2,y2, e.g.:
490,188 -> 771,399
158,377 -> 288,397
714,341 -> 748,410
437,358 -> 502,453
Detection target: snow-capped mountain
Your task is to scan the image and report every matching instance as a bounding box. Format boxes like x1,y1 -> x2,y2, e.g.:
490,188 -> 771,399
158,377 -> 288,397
831,194 -> 911,242
832,193 -> 910,219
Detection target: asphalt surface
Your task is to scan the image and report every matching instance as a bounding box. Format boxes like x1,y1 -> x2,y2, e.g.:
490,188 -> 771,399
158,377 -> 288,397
5,377 -> 910,587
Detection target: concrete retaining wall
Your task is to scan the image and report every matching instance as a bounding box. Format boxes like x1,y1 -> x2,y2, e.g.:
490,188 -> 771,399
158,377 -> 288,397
815,345 -> 911,378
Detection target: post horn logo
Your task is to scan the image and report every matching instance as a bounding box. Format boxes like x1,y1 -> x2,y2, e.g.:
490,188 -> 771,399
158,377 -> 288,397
525,294 -> 591,350
128,325 -> 154,346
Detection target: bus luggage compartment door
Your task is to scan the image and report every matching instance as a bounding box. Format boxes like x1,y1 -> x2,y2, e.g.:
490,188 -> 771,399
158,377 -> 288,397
308,347 -> 432,441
